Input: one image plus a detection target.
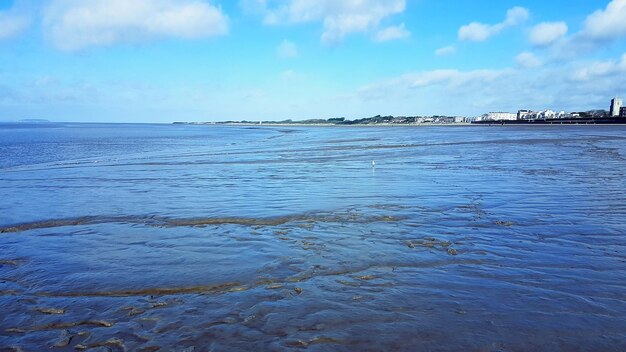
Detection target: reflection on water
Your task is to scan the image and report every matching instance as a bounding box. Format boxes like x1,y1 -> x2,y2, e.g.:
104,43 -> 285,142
1,124 -> 625,351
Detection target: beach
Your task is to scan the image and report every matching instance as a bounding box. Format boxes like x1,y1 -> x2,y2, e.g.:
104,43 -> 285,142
1,123 -> 625,351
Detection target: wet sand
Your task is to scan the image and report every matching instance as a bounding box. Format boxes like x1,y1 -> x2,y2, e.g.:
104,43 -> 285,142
1,124 -> 625,351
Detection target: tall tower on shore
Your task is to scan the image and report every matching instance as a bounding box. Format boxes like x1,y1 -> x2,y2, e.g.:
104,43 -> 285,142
610,97 -> 623,117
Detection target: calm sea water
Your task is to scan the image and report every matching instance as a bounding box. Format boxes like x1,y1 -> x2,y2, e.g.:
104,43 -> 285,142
1,123 -> 625,351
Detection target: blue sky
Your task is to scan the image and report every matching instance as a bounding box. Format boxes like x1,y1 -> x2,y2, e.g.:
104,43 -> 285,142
0,0 -> 625,122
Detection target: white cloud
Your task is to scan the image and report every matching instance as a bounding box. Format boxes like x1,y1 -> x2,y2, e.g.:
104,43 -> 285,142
572,53 -> 626,81
435,45 -> 456,57
583,0 -> 626,41
0,15 -> 28,40
277,39 -> 298,59
529,22 -> 568,47
458,6 -> 529,42
458,22 -> 491,42
43,0 -> 229,51
262,0 -> 406,45
503,7 -> 530,26
546,1 -> 626,60
358,68 -> 507,97
352,52 -> 626,116
373,23 -> 410,42
239,0 -> 268,16
354,67 -> 513,108
0,3 -> 30,40
516,52 -> 542,68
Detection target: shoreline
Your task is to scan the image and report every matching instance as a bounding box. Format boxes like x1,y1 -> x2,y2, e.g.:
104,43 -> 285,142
175,122 -> 478,127
220,122 -> 474,127
172,122 -> 626,128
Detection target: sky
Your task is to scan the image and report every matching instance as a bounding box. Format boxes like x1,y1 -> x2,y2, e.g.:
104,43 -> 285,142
0,0 -> 625,123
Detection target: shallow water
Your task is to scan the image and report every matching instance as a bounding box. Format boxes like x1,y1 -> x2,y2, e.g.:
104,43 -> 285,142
1,123 -> 625,351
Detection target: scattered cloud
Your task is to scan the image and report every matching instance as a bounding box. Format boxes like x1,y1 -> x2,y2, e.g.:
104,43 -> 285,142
354,67 -> 513,110
277,39 -> 298,59
458,23 -> 491,42
516,52 -> 542,68
529,22 -> 568,47
43,0 -> 229,51
3,0 -> 626,121
458,6 -> 529,42
435,45 -> 456,57
546,1 -> 626,60
0,16 -> 28,40
262,0 -> 406,45
239,0 -> 268,16
358,68 -> 508,98
582,0 -> 626,41
373,23 -> 410,42
354,51 -> 626,115
503,7 -> 530,26
572,53 -> 626,81
0,3 -> 30,40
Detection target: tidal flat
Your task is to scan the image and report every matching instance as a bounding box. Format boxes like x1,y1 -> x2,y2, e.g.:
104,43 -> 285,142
1,123 -> 625,351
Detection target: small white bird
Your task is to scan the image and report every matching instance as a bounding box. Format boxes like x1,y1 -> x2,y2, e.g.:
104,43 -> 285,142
372,161 -> 376,167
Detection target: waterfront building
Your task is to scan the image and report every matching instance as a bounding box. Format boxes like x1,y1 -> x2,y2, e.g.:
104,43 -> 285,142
610,97 -> 623,117
485,112 -> 517,121
621,107 -> 626,118
517,110 -> 532,120
538,110 -> 556,119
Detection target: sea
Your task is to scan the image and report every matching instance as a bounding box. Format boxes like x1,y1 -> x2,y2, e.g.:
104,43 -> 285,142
1,122 -> 625,351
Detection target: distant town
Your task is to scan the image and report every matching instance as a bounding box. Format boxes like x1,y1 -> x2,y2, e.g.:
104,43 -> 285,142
174,97 -> 626,126
471,97 -> 625,124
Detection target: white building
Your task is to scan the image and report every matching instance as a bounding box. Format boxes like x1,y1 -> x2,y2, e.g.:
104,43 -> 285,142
539,110 -> 556,119
485,112 -> 517,121
517,109 -> 562,120
610,97 -> 623,117
517,110 -> 532,120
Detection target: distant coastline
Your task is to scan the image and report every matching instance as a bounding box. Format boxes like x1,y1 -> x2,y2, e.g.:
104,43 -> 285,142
472,117 -> 626,125
174,115 -> 473,127
173,113 -> 626,127
19,119 -> 51,123
174,98 -> 626,126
